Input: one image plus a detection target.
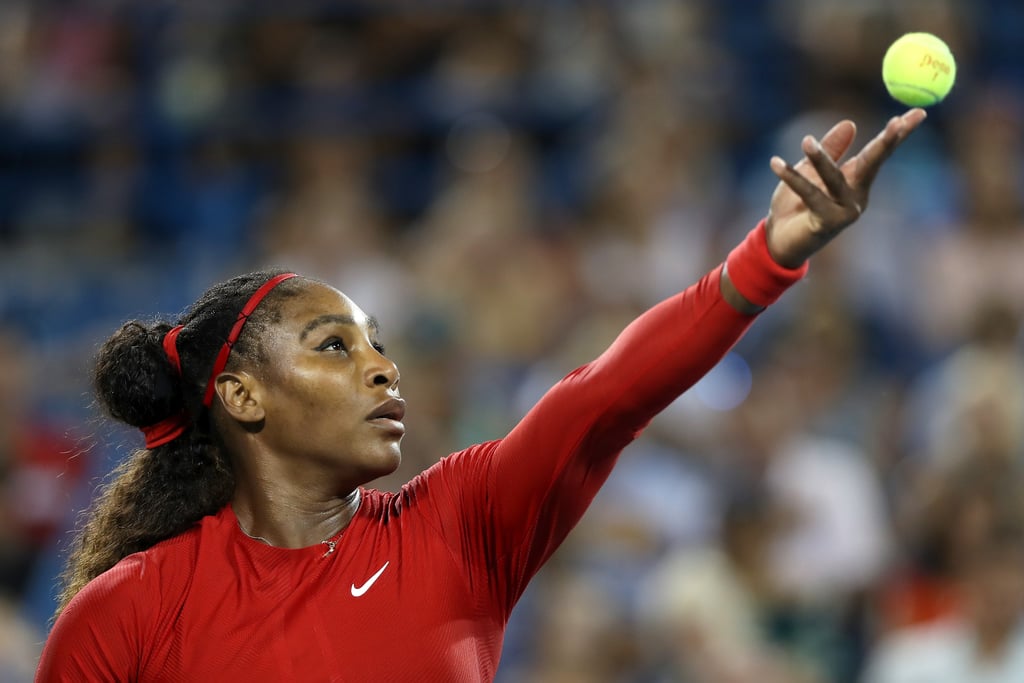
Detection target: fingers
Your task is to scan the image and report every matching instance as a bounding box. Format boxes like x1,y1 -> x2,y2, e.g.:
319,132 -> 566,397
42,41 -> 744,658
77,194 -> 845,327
769,129 -> 859,221
818,120 -> 857,162
849,108 -> 927,188
801,134 -> 860,209
769,155 -> 835,221
768,109 -> 926,234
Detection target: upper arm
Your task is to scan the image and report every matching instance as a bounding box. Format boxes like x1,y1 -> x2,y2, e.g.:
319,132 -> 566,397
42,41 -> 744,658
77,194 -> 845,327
487,268 -> 751,538
422,268 -> 758,608
417,225 -> 803,610
35,559 -> 151,682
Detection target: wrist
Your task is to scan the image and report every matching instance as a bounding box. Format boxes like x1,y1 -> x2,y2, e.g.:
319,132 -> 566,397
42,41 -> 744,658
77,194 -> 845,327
720,265 -> 767,315
765,213 -> 829,268
724,219 -> 809,310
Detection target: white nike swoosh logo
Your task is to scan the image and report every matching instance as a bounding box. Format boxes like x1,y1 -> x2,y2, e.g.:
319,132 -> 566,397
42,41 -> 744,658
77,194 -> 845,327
350,561 -> 389,597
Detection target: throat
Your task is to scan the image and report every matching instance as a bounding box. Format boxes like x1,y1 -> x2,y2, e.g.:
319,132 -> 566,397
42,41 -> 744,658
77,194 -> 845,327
233,489 -> 361,552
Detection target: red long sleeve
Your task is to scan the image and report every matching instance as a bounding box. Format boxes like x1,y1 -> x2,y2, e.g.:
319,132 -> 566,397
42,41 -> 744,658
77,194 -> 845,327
414,263 -> 762,617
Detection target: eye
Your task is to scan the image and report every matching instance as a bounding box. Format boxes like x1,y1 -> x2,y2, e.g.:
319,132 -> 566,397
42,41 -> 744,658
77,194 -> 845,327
372,342 -> 387,356
317,337 -> 347,353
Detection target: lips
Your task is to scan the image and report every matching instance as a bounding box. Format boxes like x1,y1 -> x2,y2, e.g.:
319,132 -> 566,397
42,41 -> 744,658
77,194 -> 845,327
366,398 -> 406,437
367,398 -> 406,423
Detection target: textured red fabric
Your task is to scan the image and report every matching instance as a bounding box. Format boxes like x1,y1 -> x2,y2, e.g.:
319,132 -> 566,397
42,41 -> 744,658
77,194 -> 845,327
37,237 -> 801,681
725,219 -> 809,308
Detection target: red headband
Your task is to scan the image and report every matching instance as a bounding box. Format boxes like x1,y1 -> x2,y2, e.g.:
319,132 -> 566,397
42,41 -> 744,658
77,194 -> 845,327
202,272 -> 298,407
140,273 -> 298,449
141,325 -> 188,449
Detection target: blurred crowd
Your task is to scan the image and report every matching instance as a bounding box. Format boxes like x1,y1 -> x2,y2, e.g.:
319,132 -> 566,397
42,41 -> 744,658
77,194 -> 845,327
1,1 -> 1023,681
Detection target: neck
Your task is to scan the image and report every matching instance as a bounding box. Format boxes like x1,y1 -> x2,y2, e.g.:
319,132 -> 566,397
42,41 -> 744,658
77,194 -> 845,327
232,485 -> 361,549
222,425 -> 370,549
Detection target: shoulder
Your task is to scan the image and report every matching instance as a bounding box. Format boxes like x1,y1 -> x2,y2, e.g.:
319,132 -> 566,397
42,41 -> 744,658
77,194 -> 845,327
39,549 -> 169,676
65,527 -> 202,623
398,443 -> 500,500
420,443 -> 500,482
39,521 -> 212,677
59,556 -> 147,629
352,444 -> 498,525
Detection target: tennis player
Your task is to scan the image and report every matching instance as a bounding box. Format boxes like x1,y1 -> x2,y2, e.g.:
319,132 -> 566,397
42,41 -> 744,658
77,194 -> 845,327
36,109 -> 925,681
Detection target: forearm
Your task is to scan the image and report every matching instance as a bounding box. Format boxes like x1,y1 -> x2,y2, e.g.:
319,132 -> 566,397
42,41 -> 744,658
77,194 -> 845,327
503,219 -> 809,449
580,265 -> 756,430
483,265 -> 753,585
477,221 -> 808,584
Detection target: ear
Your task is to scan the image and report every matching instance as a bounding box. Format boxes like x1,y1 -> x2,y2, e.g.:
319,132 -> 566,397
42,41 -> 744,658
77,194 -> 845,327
212,371 -> 266,424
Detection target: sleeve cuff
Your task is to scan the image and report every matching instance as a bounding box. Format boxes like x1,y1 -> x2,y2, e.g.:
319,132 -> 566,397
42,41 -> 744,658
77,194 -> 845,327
725,219 -> 809,308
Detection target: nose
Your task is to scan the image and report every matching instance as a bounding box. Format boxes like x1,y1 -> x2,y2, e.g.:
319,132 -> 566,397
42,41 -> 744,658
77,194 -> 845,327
366,352 -> 400,389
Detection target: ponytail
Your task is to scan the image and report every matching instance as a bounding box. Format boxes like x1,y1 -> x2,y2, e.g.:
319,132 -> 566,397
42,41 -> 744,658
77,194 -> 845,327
55,269 -> 302,617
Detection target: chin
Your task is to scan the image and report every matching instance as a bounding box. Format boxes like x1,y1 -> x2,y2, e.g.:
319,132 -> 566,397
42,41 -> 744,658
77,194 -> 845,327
367,446 -> 402,478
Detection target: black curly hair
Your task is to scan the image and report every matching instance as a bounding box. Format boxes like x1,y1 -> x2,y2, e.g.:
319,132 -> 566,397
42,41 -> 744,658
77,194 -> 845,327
55,268 -> 304,617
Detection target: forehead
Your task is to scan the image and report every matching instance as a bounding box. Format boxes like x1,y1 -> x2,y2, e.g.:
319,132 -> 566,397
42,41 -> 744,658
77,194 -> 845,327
276,282 -> 377,336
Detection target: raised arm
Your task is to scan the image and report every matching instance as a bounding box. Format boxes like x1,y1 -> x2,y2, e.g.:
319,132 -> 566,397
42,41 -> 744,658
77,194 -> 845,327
422,110 -> 927,610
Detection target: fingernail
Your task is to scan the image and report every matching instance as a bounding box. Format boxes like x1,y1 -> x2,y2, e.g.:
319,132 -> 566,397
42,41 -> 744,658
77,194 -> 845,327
770,156 -> 786,172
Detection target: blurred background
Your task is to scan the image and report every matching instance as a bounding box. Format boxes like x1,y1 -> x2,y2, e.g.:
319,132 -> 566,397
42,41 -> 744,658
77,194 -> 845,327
1,1 -> 1023,681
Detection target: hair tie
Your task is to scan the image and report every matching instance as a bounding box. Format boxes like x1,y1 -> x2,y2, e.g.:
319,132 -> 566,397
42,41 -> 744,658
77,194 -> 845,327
202,273 -> 298,407
139,273 -> 297,448
162,324 -> 184,374
141,325 -> 189,449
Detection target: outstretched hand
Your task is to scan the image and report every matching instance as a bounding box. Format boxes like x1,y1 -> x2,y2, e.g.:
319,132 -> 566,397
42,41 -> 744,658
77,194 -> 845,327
765,108 -> 927,268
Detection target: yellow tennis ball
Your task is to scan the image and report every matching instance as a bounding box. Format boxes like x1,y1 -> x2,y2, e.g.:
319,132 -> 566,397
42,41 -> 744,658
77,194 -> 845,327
882,32 -> 956,107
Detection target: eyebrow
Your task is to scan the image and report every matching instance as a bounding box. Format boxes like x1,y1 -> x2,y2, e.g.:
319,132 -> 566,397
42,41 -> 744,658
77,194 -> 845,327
299,314 -> 381,342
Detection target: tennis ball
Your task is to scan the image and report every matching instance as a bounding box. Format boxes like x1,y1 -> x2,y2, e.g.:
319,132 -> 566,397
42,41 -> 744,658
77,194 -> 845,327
882,32 -> 956,107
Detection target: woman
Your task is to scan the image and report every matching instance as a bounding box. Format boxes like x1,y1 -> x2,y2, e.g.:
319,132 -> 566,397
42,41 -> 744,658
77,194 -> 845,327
36,110 -> 926,681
